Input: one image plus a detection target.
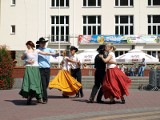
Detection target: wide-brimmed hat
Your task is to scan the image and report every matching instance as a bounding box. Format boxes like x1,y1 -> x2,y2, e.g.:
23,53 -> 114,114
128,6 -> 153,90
70,46 -> 78,52
97,45 -> 105,52
36,37 -> 48,44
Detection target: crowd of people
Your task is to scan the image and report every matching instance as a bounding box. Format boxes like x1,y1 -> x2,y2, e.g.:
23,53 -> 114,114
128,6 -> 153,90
19,38 -> 131,105
118,58 -> 146,76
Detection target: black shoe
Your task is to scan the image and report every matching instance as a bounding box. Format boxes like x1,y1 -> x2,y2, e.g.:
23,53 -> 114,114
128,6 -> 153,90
62,95 -> 69,98
109,100 -> 116,104
121,99 -> 125,104
26,97 -> 32,105
80,94 -> 84,98
97,100 -> 104,103
75,94 -> 79,98
87,98 -> 94,103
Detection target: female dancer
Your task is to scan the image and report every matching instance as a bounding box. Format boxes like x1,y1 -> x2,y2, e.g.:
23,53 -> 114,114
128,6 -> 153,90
99,44 -> 131,104
19,41 -> 54,105
49,50 -> 82,97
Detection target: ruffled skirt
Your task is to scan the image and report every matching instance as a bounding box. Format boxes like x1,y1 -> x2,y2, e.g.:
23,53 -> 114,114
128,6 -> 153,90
102,67 -> 131,99
19,66 -> 43,99
49,70 -> 82,96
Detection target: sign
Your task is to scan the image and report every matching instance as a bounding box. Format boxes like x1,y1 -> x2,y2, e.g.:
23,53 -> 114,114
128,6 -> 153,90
78,35 -> 159,44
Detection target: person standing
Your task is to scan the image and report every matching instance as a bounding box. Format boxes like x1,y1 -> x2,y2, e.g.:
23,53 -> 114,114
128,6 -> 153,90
88,44 -> 117,103
36,37 -> 57,104
70,46 -> 84,97
99,44 -> 131,104
138,58 -> 146,76
19,41 -> 54,105
88,45 -> 106,103
49,50 -> 82,97
129,65 -> 135,76
120,64 -> 127,73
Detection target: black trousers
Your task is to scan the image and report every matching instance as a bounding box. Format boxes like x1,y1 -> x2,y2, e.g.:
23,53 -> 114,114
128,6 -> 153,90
71,68 -> 83,96
90,70 -> 106,101
39,68 -> 50,102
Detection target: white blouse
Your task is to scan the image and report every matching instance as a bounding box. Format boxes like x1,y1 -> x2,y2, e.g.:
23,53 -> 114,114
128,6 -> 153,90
24,50 -> 40,66
107,52 -> 116,69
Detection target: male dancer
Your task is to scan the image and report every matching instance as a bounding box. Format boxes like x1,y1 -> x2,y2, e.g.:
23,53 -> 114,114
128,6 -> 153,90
88,44 -> 116,103
36,37 -> 57,103
70,46 -> 84,97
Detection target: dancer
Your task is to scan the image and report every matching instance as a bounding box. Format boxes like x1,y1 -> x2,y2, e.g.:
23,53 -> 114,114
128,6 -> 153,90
70,46 -> 84,97
19,41 -> 54,105
36,37 -> 57,104
88,44 -> 116,103
49,50 -> 82,97
99,44 -> 131,104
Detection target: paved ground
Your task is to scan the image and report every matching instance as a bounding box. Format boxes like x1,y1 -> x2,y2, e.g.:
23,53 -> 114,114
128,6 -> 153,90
0,89 -> 160,120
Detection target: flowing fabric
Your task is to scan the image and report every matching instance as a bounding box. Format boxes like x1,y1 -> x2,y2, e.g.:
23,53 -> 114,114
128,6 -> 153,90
49,70 -> 82,96
102,67 -> 131,99
19,66 -> 43,99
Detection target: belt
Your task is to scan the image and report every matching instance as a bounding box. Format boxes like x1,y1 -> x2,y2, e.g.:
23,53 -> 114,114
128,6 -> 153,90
71,68 -> 80,70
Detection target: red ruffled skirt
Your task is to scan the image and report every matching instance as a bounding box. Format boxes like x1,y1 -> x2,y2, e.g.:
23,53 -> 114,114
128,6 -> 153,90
102,67 -> 131,99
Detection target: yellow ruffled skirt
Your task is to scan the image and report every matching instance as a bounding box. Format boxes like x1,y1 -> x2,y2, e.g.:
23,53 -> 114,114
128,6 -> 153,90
49,70 -> 82,96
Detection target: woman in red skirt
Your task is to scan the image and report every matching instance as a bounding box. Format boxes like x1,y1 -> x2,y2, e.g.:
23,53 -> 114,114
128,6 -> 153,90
99,44 -> 131,104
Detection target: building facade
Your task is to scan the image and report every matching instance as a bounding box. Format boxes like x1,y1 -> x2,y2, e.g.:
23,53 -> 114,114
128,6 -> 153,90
0,0 -> 160,65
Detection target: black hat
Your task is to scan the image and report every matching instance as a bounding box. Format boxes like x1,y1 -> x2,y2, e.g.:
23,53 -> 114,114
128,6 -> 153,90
70,46 -> 78,52
36,37 -> 48,44
97,45 -> 105,52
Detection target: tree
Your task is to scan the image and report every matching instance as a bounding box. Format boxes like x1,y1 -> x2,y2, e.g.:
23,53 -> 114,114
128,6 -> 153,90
0,45 -> 14,89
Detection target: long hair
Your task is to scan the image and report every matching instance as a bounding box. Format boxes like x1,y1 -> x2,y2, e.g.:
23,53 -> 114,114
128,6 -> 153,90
26,41 -> 35,49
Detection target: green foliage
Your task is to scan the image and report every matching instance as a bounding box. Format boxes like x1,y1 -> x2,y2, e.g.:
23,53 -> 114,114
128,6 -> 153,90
0,45 -> 14,90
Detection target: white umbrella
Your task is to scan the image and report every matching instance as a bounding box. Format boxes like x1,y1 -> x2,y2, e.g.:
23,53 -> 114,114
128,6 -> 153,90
78,50 -> 98,64
116,49 -> 159,63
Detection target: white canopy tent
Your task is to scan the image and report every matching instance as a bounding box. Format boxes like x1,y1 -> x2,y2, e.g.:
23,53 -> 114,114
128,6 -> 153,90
77,50 -> 98,64
116,49 -> 159,63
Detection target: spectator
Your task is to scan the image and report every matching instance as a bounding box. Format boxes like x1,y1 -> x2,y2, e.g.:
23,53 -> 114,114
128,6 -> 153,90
129,65 -> 135,76
120,64 -> 127,73
138,58 -> 146,76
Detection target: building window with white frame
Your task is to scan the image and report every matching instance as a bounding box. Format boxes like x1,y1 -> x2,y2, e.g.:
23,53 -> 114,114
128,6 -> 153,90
83,0 -> 101,7
11,0 -> 16,6
51,0 -> 69,7
51,16 -> 69,42
11,25 -> 16,35
115,0 -> 133,6
83,16 -> 101,35
148,0 -> 160,6
148,15 -> 160,35
115,15 -> 134,35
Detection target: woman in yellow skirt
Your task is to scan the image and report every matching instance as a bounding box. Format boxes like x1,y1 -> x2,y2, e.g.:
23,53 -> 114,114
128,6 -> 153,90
49,50 -> 82,97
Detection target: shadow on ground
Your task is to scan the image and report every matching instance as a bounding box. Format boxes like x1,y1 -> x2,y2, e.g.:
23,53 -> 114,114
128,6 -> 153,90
4,100 -> 37,106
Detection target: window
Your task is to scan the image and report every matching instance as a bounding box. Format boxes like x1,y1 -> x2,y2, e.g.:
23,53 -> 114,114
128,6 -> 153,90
51,16 -> 69,42
83,16 -> 101,35
51,0 -> 69,7
11,0 -> 16,6
148,0 -> 160,6
115,15 -> 134,35
83,0 -> 101,7
115,0 -> 133,6
148,15 -> 160,35
147,51 -> 156,57
115,51 -> 127,57
11,25 -> 15,34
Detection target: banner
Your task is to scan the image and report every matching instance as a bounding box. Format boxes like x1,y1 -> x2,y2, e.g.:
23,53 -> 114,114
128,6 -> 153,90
78,35 -> 160,44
